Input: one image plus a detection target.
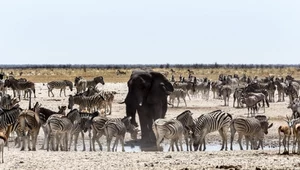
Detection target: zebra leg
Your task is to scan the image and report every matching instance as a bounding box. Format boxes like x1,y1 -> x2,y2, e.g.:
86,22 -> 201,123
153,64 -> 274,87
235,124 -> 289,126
230,123 -> 236,150
95,134 -> 103,151
237,133 -> 244,150
112,137 -> 119,152
120,136 -> 125,152
183,97 -> 187,108
51,89 -> 55,97
177,97 -> 180,107
107,136 -> 112,152
80,131 -> 86,151
219,128 -> 228,151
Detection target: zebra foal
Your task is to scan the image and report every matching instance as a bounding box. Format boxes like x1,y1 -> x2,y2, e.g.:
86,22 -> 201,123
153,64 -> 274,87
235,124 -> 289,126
152,118 -> 184,151
230,117 -> 273,150
46,109 -> 81,151
169,89 -> 187,108
17,102 -> 41,151
104,116 -> 138,152
193,110 -> 232,151
47,80 -> 73,97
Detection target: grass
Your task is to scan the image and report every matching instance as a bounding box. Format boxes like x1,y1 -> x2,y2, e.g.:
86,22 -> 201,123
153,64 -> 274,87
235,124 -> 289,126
3,67 -> 300,83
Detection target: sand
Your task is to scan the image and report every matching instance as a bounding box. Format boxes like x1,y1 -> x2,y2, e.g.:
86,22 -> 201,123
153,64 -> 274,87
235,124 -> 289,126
0,82 -> 298,170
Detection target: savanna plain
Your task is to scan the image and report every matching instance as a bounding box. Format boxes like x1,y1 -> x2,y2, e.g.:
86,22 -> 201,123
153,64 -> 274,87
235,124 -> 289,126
1,67 -> 300,170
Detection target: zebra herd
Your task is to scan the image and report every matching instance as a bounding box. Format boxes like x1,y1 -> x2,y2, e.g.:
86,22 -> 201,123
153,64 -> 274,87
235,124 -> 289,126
1,71 -> 300,164
169,73 -> 300,118
152,109 -> 275,152
0,74 -> 129,162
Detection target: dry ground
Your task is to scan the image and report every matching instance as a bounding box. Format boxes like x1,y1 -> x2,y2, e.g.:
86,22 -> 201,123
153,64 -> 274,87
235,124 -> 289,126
0,81 -> 299,170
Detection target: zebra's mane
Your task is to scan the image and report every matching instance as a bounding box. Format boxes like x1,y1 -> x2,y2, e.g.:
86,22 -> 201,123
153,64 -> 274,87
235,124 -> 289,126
64,80 -> 73,88
176,110 -> 192,120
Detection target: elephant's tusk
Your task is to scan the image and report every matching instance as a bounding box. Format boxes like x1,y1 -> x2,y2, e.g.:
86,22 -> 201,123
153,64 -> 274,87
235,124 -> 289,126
118,101 -> 125,104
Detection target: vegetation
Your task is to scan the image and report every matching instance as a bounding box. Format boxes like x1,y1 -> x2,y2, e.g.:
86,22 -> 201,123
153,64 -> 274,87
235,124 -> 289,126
1,64 -> 300,83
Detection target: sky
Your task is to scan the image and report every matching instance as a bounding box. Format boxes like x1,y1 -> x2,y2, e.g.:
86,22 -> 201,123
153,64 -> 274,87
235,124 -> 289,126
0,0 -> 300,65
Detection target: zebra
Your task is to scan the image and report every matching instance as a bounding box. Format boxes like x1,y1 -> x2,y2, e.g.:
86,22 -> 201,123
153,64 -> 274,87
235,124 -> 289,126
86,76 -> 105,88
17,102 -> 41,151
104,116 -> 138,152
168,89 -> 187,108
68,93 -> 106,112
175,110 -> 195,151
85,115 -> 108,151
218,85 -> 232,106
274,79 -> 286,102
0,93 -> 19,109
47,80 -> 73,97
152,118 -> 184,151
172,81 -> 194,100
46,109 -> 81,151
74,76 -> 87,93
4,77 -> 36,100
98,90 -> 117,115
230,117 -> 273,150
193,110 -> 232,151
0,104 -> 22,130
286,82 -> 299,104
233,87 -> 244,108
84,115 -> 138,151
38,106 -> 67,150
68,111 -> 99,151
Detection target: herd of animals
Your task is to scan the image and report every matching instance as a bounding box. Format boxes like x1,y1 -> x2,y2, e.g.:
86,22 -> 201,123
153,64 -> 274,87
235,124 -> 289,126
0,69 -> 299,163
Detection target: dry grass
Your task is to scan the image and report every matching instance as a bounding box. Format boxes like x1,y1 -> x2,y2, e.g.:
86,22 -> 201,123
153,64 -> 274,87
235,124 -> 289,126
3,67 -> 300,83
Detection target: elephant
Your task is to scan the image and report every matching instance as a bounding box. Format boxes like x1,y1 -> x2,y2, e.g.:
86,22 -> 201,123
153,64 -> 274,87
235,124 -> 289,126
123,70 -> 174,144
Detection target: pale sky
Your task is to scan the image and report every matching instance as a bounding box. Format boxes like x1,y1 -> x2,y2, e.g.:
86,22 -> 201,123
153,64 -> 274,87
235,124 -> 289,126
0,0 -> 299,65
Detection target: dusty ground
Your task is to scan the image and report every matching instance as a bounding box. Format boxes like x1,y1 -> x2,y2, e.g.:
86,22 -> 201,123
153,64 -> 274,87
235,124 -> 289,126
0,82 -> 299,170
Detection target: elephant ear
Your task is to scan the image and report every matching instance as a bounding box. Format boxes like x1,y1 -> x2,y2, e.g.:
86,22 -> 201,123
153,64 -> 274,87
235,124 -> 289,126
147,72 -> 174,104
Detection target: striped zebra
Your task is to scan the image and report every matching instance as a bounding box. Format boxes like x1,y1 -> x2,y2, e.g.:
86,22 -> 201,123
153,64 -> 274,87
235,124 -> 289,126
87,76 -> 105,88
79,87 -> 116,114
4,77 -> 36,100
0,104 -> 22,130
74,76 -> 87,93
46,109 -> 81,151
84,115 -> 138,151
38,106 -> 67,150
286,82 -> 299,104
218,85 -> 232,106
98,90 -> 117,115
104,116 -> 138,152
152,118 -> 184,151
0,94 -> 19,109
274,80 -> 286,102
69,111 -> 99,151
85,115 -> 108,151
68,93 -> 106,112
193,110 -> 232,151
47,80 -> 73,97
17,102 -> 41,151
175,110 -> 195,151
168,89 -> 187,108
230,117 -> 273,150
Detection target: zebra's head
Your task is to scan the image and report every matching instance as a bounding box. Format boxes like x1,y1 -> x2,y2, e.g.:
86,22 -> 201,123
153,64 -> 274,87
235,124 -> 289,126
260,120 -> 273,135
64,80 -> 73,91
94,76 -> 105,85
